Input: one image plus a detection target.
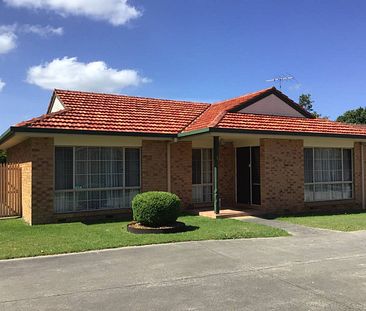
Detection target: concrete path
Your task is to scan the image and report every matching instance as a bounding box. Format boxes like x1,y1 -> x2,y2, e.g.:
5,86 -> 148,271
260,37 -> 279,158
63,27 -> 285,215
1,226 -> 366,310
235,216 -> 335,236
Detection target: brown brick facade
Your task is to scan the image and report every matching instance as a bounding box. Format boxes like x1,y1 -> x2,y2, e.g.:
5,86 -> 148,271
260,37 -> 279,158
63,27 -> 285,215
7,137 -> 54,224
170,141 -> 192,208
258,139 -> 366,215
353,142 -> 363,208
219,142 -> 235,207
141,140 -> 168,192
142,140 -> 193,208
260,138 -> 304,213
6,135 -> 366,224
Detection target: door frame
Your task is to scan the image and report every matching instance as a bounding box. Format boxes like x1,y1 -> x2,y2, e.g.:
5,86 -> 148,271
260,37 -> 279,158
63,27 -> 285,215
235,146 -> 260,205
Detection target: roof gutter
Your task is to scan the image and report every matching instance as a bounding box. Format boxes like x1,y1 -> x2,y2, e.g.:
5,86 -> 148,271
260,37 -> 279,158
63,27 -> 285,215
177,128 -> 210,138
0,126 -> 176,147
0,128 -> 15,148
3,125 -> 366,147
179,127 -> 366,140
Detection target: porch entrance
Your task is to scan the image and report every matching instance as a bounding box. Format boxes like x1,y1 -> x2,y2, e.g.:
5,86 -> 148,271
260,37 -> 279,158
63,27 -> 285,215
236,147 -> 260,205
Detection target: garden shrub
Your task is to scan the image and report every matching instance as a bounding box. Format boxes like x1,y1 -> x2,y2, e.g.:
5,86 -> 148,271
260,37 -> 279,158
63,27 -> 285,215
132,191 -> 181,227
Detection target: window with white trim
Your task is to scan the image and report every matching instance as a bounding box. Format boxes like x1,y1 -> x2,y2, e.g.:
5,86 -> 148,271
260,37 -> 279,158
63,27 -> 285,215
192,148 -> 213,203
54,146 -> 140,213
304,148 -> 353,202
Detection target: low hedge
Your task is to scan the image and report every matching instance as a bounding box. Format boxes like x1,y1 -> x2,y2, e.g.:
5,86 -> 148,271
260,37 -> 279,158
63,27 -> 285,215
132,191 -> 181,227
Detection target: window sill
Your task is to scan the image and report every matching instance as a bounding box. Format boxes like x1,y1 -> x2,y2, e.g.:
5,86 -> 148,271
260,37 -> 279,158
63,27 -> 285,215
305,199 -> 355,206
54,207 -> 131,215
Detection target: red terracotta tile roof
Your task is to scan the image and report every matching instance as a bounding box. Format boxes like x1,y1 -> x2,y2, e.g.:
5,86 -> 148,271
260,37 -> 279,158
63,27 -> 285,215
15,89 -> 210,135
184,87 -> 274,132
10,87 -> 366,139
216,113 -> 366,136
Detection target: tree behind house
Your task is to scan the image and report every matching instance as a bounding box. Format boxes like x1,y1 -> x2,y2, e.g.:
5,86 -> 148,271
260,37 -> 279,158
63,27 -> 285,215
336,107 -> 366,124
298,94 -> 321,118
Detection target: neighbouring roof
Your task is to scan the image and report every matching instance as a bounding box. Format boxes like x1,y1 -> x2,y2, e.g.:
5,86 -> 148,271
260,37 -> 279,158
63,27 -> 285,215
2,87 -> 366,144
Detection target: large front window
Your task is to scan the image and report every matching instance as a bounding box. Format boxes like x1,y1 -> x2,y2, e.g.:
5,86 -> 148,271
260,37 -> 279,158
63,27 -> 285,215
192,148 -> 213,203
304,148 -> 353,202
54,146 -> 140,213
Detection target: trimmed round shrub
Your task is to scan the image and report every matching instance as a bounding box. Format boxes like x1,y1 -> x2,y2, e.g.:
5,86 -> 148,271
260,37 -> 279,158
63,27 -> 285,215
132,191 -> 181,227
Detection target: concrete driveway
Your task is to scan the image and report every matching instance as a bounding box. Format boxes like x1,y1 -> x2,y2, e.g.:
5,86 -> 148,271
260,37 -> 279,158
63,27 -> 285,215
1,222 -> 366,310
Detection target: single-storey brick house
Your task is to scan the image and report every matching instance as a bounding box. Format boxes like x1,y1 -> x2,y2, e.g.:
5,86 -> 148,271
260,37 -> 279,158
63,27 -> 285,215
1,87 -> 366,225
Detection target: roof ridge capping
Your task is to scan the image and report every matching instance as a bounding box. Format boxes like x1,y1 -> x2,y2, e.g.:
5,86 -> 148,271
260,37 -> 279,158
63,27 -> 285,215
54,89 -> 210,105
212,86 -> 274,106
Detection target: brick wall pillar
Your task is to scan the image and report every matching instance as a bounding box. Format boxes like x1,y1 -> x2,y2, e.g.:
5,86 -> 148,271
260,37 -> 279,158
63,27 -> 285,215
7,137 -> 54,225
219,142 -> 235,207
353,142 -> 366,209
170,141 -> 192,208
31,138 -> 54,224
141,140 -> 168,192
260,138 -> 304,213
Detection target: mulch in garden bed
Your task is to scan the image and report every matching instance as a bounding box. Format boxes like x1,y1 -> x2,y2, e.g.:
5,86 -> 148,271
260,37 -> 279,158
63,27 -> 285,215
127,221 -> 190,234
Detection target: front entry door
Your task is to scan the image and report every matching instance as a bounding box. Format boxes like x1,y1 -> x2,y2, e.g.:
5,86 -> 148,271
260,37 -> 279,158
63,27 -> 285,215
236,147 -> 261,205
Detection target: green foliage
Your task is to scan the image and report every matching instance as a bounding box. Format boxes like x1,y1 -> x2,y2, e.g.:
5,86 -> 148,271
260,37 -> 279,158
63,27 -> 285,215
132,191 -> 181,227
336,107 -> 366,124
298,93 -> 321,118
0,150 -> 6,163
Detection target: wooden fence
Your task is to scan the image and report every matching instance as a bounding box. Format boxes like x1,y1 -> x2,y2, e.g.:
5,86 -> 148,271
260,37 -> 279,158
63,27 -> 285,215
0,163 -> 22,218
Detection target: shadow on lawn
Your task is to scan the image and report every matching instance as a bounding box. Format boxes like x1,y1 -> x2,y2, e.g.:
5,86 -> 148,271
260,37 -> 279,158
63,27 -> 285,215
181,225 -> 199,232
80,217 -> 129,225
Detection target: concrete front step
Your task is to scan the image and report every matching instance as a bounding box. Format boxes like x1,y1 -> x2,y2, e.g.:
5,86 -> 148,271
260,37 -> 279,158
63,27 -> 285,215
198,209 -> 260,219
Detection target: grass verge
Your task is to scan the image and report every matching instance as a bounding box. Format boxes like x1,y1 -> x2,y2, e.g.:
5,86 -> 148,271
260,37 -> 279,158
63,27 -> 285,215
0,215 -> 288,259
278,212 -> 366,232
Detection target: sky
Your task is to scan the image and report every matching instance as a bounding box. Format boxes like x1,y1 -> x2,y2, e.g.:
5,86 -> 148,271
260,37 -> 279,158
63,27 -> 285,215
0,0 -> 366,133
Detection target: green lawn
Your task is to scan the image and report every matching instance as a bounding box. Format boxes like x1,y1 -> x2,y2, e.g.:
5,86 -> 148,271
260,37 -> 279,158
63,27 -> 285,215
0,215 -> 288,260
279,212 -> 366,232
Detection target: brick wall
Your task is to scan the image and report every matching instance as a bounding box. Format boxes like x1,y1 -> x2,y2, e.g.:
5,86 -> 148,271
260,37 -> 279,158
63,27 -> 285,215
141,140 -> 192,208
260,138 -> 304,213
30,138 -> 54,224
141,140 -> 168,192
7,137 -> 54,225
170,141 -> 192,208
219,142 -> 235,207
8,135 -> 366,224
353,142 -> 363,208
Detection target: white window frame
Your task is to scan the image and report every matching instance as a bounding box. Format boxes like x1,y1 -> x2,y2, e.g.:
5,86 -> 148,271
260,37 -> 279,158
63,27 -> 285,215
192,148 -> 213,204
54,146 -> 141,213
304,147 -> 353,202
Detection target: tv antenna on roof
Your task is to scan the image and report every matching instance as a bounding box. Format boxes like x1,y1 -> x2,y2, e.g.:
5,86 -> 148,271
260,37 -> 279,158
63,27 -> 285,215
266,74 -> 294,90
